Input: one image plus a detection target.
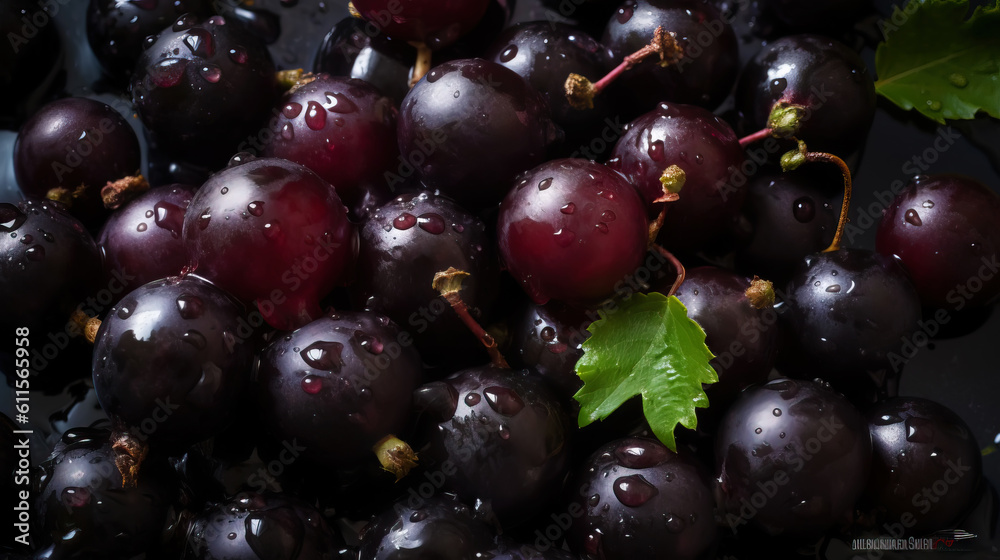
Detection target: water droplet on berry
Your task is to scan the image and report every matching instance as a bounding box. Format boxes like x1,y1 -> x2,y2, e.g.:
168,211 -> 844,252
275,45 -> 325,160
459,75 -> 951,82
904,209 -> 922,226
417,213 -> 445,234
617,5 -> 633,23
484,386 -> 525,416
301,375 -> 323,394
199,64 -> 222,83
300,341 -> 344,370
410,510 -> 428,522
825,284 -> 841,293
905,416 -> 935,443
282,102 -> 302,118
262,221 -> 281,240
305,101 -> 327,130
247,201 -> 265,216
465,392 -> 481,406
554,228 -> 576,247
176,294 -> 205,319
183,330 -> 207,349
498,424 -> 511,439
356,331 -> 383,354
172,13 -> 197,31
769,77 -> 787,95
873,413 -> 903,426
394,213 -> 417,230
136,222 -> 148,232
614,474 -> 658,507
25,245 -> 45,261
595,223 -> 609,233
207,15 -> 225,25
793,197 -> 815,222
540,326 -> 556,341
183,28 -> 215,57
149,58 -> 188,87
614,441 -> 669,468
323,92 -> 358,113
197,210 -> 211,229
755,427 -> 762,434
61,487 -> 91,508
773,408 -> 782,417
538,177 -> 553,190
588,494 -> 600,506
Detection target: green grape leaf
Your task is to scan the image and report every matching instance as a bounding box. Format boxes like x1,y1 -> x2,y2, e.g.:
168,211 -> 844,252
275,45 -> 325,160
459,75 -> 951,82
572,293 -> 717,452
875,0 -> 1000,123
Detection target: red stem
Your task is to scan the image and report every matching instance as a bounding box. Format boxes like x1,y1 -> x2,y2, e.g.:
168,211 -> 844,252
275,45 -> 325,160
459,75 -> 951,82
738,128 -> 773,148
652,244 -> 686,297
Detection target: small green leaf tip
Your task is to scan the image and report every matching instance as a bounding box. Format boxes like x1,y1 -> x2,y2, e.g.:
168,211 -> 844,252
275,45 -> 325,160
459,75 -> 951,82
573,293 -> 717,452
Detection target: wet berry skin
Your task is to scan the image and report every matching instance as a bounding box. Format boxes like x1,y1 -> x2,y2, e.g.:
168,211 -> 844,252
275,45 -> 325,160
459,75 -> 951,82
255,311 -> 422,470
13,97 -> 141,221
876,174 -> 1000,309
715,378 -> 872,537
0,201 -> 102,334
497,158 -> 649,305
351,0 -> 490,50
355,191 -> 498,368
98,184 -> 197,297
87,0 -> 213,81
33,427 -> 179,559
359,493 -> 497,560
182,491 -> 347,560
736,34 -> 876,155
131,14 -> 278,166
413,367 -> 574,523
609,102 -> 746,252
865,397 -> 982,534
397,58 -> 561,210
261,74 -> 398,209
181,157 -> 358,331
92,275 -> 254,451
508,301 -> 593,400
567,437 -> 716,560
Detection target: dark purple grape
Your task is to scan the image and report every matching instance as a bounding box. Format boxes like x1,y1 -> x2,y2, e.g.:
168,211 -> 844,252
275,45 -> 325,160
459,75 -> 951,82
497,158 -> 649,305
98,184 -> 197,297
673,266 -> 777,408
354,191 -> 498,368
181,157 -> 357,331
91,275 -> 254,451
608,102 -> 746,251
876,174 -> 1000,310
781,249 -> 922,379
507,301 -> 592,400
313,16 -> 417,106
866,397 -> 982,534
486,22 -> 614,144
413,367 -> 574,523
567,437 -> 716,560
734,168 -> 839,285
87,0 -> 212,81
715,378 -> 872,536
0,201 -> 102,334
255,311 -> 422,470
260,74 -> 398,209
352,0 -> 490,49
397,58 -> 561,210
131,14 -> 278,166
33,427 -> 179,559
359,493 -> 497,560
182,492 -> 347,560
602,0 -> 739,110
0,0 -> 61,127
13,97 -> 141,222
736,34 -> 875,155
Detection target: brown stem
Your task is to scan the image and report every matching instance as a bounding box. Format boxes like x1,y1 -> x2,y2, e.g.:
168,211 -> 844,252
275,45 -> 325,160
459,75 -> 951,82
648,165 -> 684,245
70,309 -> 102,344
276,68 -> 307,90
102,174 -> 149,210
652,244 -> 685,297
409,42 -> 432,88
745,276 -> 775,309
565,26 -> 682,110
373,434 -> 418,481
112,428 -> 147,489
780,140 -> 852,253
432,268 -> 510,368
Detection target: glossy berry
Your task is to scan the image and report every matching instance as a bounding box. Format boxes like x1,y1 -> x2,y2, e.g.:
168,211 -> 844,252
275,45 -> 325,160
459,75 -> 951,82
355,192 -> 498,367
351,0 -> 490,49
715,378 -> 872,536
507,301 -> 593,400
413,367 -> 574,523
602,0 -> 739,110
781,249 -> 921,378
736,34 -> 876,155
182,157 -> 358,331
0,201 -> 102,333
567,437 -> 716,560
397,58 -> 561,210
261,74 -> 398,208
87,0 -> 212,81
255,311 -> 422,470
734,169 -> 839,285
359,493 -> 496,560
14,97 -> 141,221
313,16 -> 416,106
498,158 -> 649,305
608,102 -> 746,251
92,275 -> 254,451
673,266 -> 777,409
33,427 -> 178,559
131,14 -> 278,165
98,184 -> 197,296
183,492 -> 347,559
866,397 -> 982,533
876,174 -> 1000,309
487,22 -> 614,144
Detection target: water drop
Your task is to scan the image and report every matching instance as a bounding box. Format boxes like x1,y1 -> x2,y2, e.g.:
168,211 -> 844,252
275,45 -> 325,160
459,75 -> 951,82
647,140 -> 665,162
305,101 -> 327,130
199,64 -> 221,83
561,202 -> 576,214
595,222 -> 609,234
617,5 -> 633,23
465,392 -> 481,406
665,514 -> 684,533
498,424 -> 511,439
825,284 -> 841,293
540,326 -> 556,341
301,375 -> 323,394
754,427 -> 762,434
25,245 -> 45,261
182,28 -> 215,57
176,294 -> 205,319
149,58 -> 187,88
197,209 -> 211,229
793,197 -> 815,223
355,331 -> 383,354
483,386 -> 525,416
927,100 -> 942,111
229,46 -> 248,64
394,213 -> 417,230
613,474 -> 658,507
554,228 -> 576,247
417,213 -> 446,234
588,494 -> 600,506
262,221 -> 281,241
300,341 -> 344,370
282,102 -> 302,118
538,177 -> 553,190
183,330 -> 206,349
602,210 -> 616,221
904,416 -> 935,443
948,73 -> 968,88
61,487 -> 91,508
772,408 -> 782,417
614,441 -> 669,468
769,77 -> 788,95
922,200 -> 934,209
410,510 -> 428,522
904,209 -> 922,226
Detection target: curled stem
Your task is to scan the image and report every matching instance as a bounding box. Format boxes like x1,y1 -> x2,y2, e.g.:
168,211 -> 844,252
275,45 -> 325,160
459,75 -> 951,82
652,244 -> 685,297
780,140 -> 852,253
433,268 -> 509,368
